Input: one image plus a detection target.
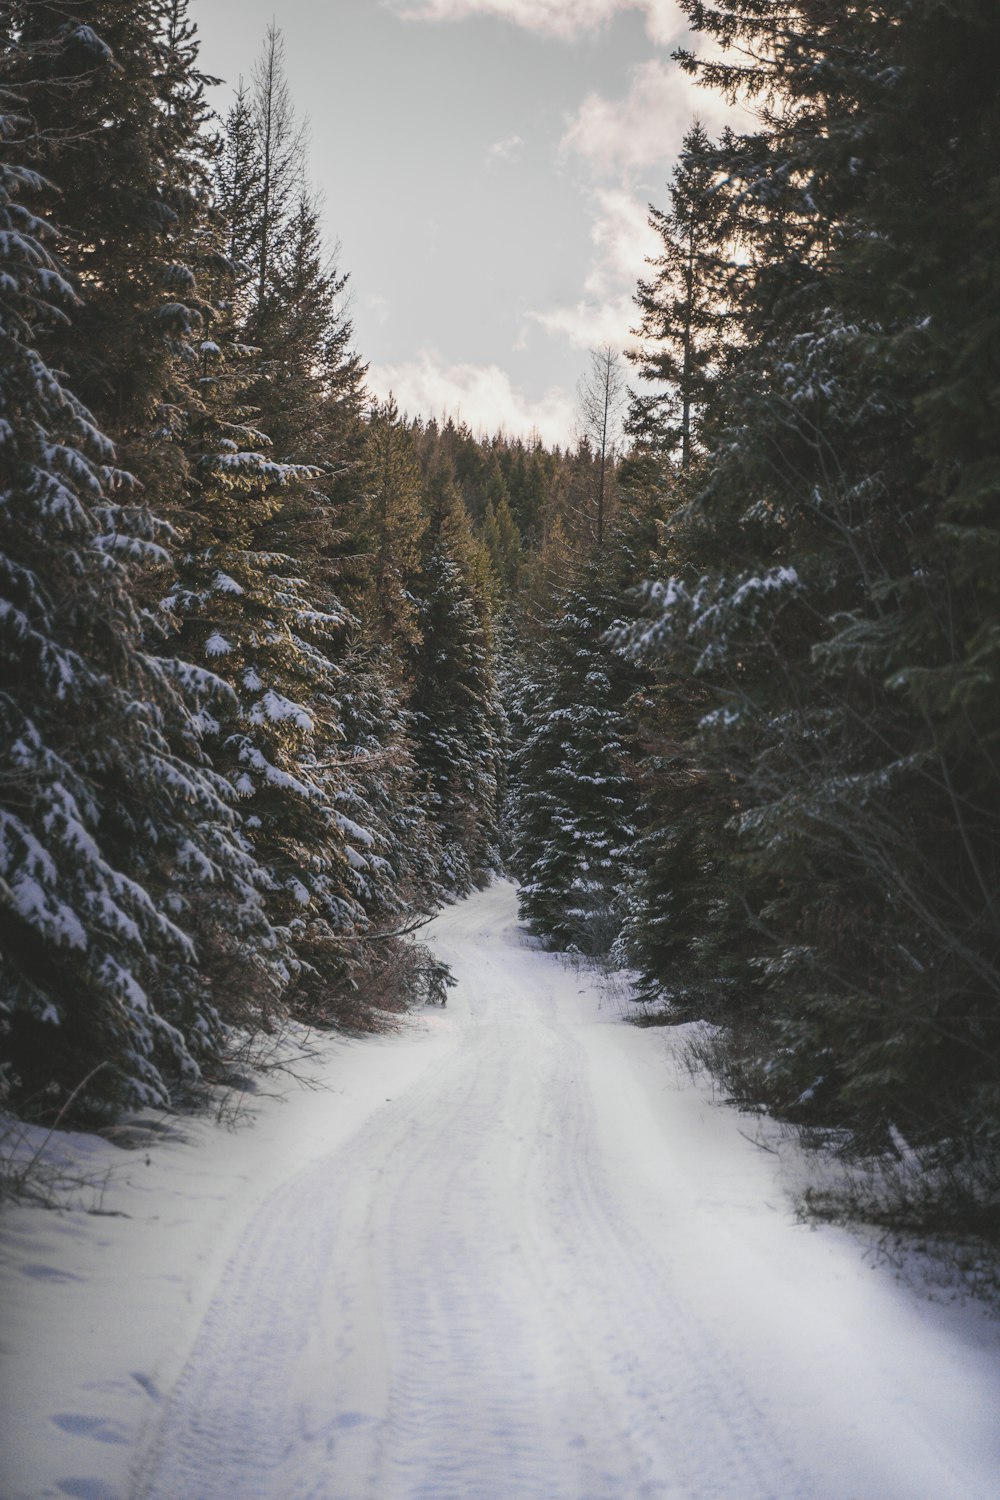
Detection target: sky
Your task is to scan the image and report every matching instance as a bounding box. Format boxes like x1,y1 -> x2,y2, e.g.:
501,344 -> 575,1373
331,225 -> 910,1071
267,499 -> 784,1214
192,0 -> 737,447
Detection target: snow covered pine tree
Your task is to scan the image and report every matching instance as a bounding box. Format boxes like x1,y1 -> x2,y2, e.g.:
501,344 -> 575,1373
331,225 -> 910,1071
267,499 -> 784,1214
0,16 -> 270,1120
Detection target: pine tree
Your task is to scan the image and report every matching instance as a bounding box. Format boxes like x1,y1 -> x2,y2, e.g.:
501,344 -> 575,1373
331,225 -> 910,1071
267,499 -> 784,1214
0,19 -> 268,1118
353,395 -> 427,650
214,23 -> 367,501
157,297 -> 359,990
410,533 -> 501,892
512,551 -> 644,958
248,183 -> 366,467
499,434 -> 560,543
629,120 -> 731,467
215,78 -> 262,323
482,490 -> 523,596
204,23 -> 383,1015
16,1 -> 217,494
617,0 -> 1000,1164
594,468 -> 737,1010
246,23 -> 304,333
421,448 -> 497,616
333,641 -> 441,921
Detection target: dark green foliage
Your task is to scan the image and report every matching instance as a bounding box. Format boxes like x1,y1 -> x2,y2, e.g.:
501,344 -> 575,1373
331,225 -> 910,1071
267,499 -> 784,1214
0,13 -> 270,1118
3,6 -> 569,1127
512,549 -> 645,958
14,1 -> 216,485
352,396 -> 426,649
410,535 -> 502,893
629,121 -> 731,466
616,0 -> 1000,1179
481,491 -> 523,597
334,642 -> 443,921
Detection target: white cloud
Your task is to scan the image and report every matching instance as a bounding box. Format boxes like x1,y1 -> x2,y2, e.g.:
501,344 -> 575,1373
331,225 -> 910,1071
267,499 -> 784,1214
486,133 -> 524,166
529,293 -> 637,353
391,0 -> 685,45
526,185 -> 656,353
561,56 -> 733,178
526,57 -> 746,357
367,349 -> 578,447
585,185 -> 658,293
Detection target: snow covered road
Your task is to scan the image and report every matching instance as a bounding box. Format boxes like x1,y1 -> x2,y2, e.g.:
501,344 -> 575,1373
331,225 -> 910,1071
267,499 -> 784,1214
4,879 -> 1000,1499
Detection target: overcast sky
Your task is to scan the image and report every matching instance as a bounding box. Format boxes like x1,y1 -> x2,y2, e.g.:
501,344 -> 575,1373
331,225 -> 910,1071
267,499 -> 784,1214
193,0 -> 735,446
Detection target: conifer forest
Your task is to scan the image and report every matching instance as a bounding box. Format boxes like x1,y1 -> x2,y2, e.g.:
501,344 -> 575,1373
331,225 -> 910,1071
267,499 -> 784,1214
3,0 -> 1000,1258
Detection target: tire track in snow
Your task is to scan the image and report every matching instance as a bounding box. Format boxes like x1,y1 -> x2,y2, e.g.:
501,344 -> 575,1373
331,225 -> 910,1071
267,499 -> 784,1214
132,881 -> 997,1500
362,988 -> 623,1499
519,1018 -> 806,1500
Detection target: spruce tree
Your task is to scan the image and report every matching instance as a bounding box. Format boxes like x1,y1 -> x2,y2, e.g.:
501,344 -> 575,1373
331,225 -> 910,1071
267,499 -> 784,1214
410,533 -> 501,893
206,23 -> 386,1015
16,0 -> 216,494
513,551 -> 644,958
0,18 -> 268,1118
618,0 -> 1000,1164
482,490 -> 523,596
629,120 -> 731,466
215,78 -> 262,323
333,641 -> 442,922
353,396 -> 426,651
157,306 -> 359,994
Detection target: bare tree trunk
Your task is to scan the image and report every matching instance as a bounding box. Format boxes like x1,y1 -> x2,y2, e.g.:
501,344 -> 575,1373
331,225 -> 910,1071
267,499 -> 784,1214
251,24 -> 304,324
577,344 -> 626,549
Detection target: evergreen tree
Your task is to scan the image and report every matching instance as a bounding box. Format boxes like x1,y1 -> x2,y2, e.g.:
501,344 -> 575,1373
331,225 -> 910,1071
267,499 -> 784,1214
410,534 -> 501,893
512,550 -> 644,958
353,395 -> 427,650
628,120 -> 731,466
421,448 -> 497,617
247,183 -> 366,467
617,0 -> 1000,1167
16,0 -> 216,495
500,434 -> 561,545
204,22 -> 382,1015
333,641 -> 442,923
157,310 -> 361,998
215,78 -> 262,323
0,20 -> 268,1118
482,490 -> 523,596
246,23 -> 304,331
611,472 -> 755,1015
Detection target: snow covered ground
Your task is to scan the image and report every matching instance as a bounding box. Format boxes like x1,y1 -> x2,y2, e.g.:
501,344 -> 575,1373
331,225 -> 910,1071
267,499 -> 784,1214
2,878 -> 999,1500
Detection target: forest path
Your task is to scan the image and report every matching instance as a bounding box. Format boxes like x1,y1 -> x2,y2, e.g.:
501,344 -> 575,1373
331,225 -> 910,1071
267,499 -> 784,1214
132,880 -> 999,1500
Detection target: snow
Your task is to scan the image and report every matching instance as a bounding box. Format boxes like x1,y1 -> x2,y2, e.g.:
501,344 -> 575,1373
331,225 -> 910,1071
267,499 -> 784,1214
249,688 -> 313,732
1,879 -> 999,1500
212,571 -> 243,596
1,816 -> 87,951
66,24 -> 114,61
729,564 -> 800,607
335,811 -> 376,847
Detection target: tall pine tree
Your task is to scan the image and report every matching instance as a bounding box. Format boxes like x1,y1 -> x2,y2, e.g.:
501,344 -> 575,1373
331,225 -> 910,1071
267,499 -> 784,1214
1,14 -> 269,1118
